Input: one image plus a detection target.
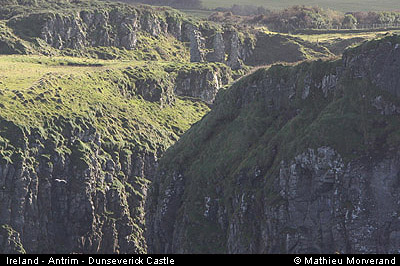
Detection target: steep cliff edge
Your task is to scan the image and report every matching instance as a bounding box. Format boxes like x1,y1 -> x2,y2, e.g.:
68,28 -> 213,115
147,35 -> 400,254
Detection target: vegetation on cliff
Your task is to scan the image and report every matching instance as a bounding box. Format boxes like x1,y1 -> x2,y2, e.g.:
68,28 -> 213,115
148,34 -> 400,253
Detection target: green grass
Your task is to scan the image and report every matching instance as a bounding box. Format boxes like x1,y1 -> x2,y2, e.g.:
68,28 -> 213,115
290,30 -> 400,55
255,26 -> 400,55
201,0 -> 400,12
0,55 -> 132,90
0,55 -> 211,155
291,30 -> 400,42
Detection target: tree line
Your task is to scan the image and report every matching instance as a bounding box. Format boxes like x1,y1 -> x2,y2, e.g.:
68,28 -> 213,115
209,5 -> 400,32
113,0 -> 202,9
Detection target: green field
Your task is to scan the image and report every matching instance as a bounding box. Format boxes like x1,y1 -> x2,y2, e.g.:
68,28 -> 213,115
201,0 -> 400,12
0,55 -> 211,149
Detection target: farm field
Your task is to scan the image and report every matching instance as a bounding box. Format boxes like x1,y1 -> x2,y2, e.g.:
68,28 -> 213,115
201,0 -> 400,12
295,31 -> 400,42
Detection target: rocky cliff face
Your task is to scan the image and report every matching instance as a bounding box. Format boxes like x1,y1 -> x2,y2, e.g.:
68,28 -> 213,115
1,1 -> 336,69
147,35 -> 400,254
31,8 -> 255,69
186,25 -> 336,69
185,25 -> 255,69
173,64 -> 231,104
0,118 -> 156,253
276,147 -> 400,254
9,5 -> 171,51
122,62 -> 232,105
343,40 -> 400,98
39,8 -> 187,51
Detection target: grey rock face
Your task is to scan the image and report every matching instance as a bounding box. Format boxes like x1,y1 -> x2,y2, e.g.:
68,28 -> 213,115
37,8 -> 253,69
41,13 -> 86,50
6,3 -> 324,70
226,31 -> 241,69
207,33 -> 225,63
371,95 -> 400,115
174,65 -> 231,105
41,10 -> 140,50
343,40 -> 400,97
187,25 -> 205,63
321,73 -> 338,97
139,11 -> 167,37
273,147 -> 400,254
146,171 -> 185,253
35,7 -> 181,52
0,119 -> 157,254
184,25 -> 255,69
122,64 -> 231,106
149,147 -> 400,254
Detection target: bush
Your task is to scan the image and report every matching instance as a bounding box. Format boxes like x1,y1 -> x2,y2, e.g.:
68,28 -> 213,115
214,4 -> 271,16
114,0 -> 202,9
260,6 -> 343,32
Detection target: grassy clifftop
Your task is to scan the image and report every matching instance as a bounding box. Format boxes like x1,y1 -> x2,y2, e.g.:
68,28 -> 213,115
0,55 -> 216,153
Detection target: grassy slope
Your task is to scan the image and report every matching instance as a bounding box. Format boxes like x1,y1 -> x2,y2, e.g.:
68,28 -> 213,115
0,55 -> 210,152
202,0 -> 400,12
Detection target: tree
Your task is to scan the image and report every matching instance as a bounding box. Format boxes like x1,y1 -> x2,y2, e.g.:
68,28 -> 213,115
342,14 -> 357,29
129,0 -> 202,9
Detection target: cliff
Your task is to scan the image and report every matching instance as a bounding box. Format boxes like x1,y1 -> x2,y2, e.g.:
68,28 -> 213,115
0,0 -> 336,68
0,55 -> 231,253
0,1 -> 236,253
147,35 -> 400,254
